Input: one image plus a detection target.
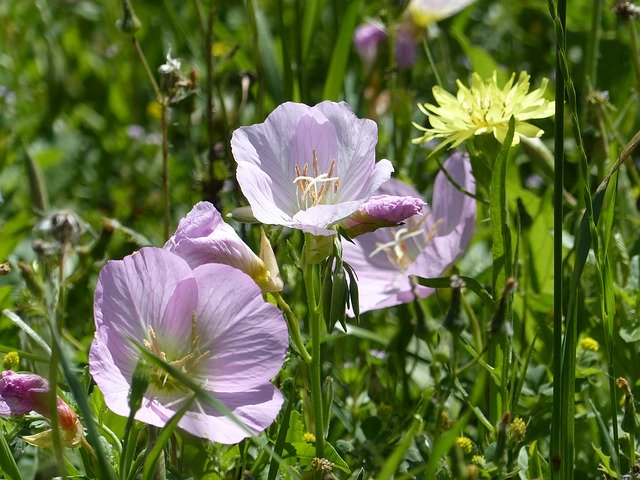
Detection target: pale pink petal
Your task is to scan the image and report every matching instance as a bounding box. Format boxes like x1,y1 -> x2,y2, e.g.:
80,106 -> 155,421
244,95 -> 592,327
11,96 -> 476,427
233,101 -> 394,234
177,385 -> 283,444
93,248 -> 197,356
193,264 -> 288,392
165,201 -> 267,282
408,152 -> 476,277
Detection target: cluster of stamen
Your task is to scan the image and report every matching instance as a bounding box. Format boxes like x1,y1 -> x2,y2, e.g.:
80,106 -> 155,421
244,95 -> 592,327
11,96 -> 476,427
142,314 -> 210,392
293,150 -> 340,210
370,216 -> 443,270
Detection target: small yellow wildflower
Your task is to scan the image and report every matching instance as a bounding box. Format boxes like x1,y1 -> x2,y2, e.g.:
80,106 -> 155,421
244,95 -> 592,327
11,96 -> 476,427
302,432 -> 316,443
509,417 -> 527,441
471,455 -> 486,466
413,71 -> 555,153
580,337 -> 600,351
455,435 -> 474,454
2,351 -> 19,370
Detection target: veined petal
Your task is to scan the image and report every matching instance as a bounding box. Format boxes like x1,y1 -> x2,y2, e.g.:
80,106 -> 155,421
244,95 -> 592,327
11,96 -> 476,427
234,101 -> 394,234
194,264 -> 288,392
408,153 -> 476,277
93,248 -> 198,357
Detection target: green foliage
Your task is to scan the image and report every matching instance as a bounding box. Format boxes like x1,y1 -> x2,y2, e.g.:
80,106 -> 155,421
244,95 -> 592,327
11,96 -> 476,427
2,0 -> 640,478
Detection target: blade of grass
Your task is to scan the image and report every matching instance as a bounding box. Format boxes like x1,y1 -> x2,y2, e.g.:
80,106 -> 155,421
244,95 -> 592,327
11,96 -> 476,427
2,309 -> 52,356
416,276 -> 494,307
301,0 -> 324,62
549,0 -> 566,476
322,0 -> 360,101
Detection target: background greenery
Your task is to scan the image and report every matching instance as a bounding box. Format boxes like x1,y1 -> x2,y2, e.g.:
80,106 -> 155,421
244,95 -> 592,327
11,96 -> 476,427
1,0 -> 640,478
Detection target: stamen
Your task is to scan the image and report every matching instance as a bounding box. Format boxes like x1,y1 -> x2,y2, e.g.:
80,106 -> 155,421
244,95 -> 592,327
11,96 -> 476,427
369,214 -> 443,270
292,152 -> 340,210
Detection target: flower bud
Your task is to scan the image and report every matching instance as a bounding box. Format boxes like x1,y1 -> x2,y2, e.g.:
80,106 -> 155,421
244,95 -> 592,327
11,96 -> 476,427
488,278 -> 517,337
0,370 -> 83,447
2,352 -> 19,371
258,228 -> 283,292
311,457 -> 334,473
339,195 -> 425,238
128,359 -> 150,415
443,276 -> 467,332
116,0 -> 141,33
158,52 -> 182,94
614,1 -> 640,20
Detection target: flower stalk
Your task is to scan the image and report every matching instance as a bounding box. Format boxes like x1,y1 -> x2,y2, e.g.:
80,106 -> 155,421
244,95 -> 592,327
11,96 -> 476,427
302,234 -> 326,472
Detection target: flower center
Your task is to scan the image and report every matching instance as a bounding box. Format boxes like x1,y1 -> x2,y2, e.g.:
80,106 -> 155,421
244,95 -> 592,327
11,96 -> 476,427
369,216 -> 443,270
142,315 -> 209,393
293,150 -> 340,210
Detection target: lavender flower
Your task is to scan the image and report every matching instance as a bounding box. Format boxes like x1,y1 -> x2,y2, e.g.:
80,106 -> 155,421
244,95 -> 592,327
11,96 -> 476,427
90,247 -> 288,443
342,152 -> 476,312
164,201 -> 282,292
353,22 -> 417,69
353,21 -> 387,65
232,101 -> 394,236
394,26 -> 417,69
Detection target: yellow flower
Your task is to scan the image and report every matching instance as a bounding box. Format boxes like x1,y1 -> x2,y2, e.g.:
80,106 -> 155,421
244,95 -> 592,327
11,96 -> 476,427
580,337 -> 600,351
455,435 -> 474,453
303,432 -> 316,443
413,71 -> 555,153
509,417 -> 527,441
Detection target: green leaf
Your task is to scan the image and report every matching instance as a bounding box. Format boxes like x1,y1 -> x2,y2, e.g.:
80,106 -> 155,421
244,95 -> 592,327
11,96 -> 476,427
450,29 -> 502,81
0,429 -> 23,480
415,276 -> 494,307
290,441 -> 350,474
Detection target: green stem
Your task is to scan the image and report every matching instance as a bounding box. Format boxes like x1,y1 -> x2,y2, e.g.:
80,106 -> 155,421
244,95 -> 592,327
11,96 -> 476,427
628,20 -> 640,93
161,102 -> 170,242
271,292 -> 312,364
131,37 -> 162,102
550,0 -> 566,476
302,235 -> 325,474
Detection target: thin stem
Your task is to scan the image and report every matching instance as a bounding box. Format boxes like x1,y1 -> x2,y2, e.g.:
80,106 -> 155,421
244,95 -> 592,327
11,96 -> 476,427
628,20 -> 640,93
550,0 -> 566,475
302,234 -> 325,475
131,37 -> 162,102
161,102 -> 170,242
271,292 -> 312,364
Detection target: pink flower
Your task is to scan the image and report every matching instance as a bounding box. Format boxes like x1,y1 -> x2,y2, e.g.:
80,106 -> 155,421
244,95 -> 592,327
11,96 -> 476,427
89,247 -> 288,444
232,101 -> 394,236
342,152 -> 476,312
353,21 -> 387,65
164,201 -> 282,292
353,22 -> 417,70
0,370 -> 82,447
